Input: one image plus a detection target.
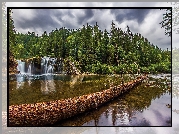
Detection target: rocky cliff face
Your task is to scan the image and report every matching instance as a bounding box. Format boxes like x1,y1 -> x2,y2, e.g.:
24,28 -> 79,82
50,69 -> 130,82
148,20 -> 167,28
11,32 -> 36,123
63,59 -> 81,75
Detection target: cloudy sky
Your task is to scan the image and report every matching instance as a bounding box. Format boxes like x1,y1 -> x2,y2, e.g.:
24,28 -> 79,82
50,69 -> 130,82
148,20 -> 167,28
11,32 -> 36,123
6,2 -> 176,50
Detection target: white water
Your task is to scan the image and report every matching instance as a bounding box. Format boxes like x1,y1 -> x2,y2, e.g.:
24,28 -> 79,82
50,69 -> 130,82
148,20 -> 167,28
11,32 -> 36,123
17,60 -> 26,74
17,57 -> 64,75
47,64 -> 53,74
27,63 -> 32,75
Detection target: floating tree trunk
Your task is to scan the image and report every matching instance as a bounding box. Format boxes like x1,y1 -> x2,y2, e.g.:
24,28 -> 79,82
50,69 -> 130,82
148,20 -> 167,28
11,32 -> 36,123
9,75 -> 147,126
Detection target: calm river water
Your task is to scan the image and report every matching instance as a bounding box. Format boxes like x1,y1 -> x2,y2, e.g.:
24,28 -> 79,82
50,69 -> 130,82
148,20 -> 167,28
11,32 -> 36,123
8,73 -> 171,126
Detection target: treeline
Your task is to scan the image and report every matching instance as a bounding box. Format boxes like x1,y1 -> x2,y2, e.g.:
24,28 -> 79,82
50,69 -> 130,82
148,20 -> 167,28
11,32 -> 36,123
10,21 -> 171,74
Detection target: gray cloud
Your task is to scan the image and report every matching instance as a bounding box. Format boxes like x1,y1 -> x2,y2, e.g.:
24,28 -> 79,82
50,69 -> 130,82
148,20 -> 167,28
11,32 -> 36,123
77,9 -> 94,25
13,9 -> 60,34
111,9 -> 151,24
10,8 -> 171,50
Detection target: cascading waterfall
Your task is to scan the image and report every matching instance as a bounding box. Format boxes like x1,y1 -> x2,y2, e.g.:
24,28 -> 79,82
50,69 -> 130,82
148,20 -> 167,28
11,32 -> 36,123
47,64 -> 53,74
17,60 -> 26,74
46,58 -> 56,74
45,57 -> 50,74
16,57 -> 66,75
27,62 -> 32,75
41,57 -> 47,74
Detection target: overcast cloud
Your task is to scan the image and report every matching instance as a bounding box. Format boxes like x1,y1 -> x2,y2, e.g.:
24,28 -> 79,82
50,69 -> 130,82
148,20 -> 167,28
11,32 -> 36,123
6,2 -> 175,50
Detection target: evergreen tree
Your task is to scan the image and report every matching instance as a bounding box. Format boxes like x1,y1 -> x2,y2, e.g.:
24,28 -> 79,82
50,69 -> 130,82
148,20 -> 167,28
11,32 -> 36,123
10,20 -> 171,74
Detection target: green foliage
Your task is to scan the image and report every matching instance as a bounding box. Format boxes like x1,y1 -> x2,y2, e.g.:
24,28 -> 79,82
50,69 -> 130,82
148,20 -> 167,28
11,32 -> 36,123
88,62 -> 113,74
141,67 -> 149,74
10,19 -> 171,74
157,62 -> 171,73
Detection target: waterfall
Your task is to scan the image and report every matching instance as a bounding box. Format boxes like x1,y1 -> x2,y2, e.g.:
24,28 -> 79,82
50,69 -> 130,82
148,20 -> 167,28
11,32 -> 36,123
47,64 -> 53,74
17,60 -> 26,74
41,57 -> 46,74
45,57 -> 50,74
27,62 -> 32,75
16,56 -> 67,75
46,58 -> 56,74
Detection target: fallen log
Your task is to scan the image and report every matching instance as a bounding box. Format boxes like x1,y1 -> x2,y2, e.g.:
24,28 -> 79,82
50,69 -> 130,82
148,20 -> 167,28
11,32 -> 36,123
8,75 -> 147,126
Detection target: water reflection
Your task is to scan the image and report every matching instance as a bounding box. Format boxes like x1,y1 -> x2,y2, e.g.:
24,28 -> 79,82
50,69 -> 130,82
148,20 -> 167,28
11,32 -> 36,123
69,75 -> 84,88
16,74 -> 26,89
9,74 -> 171,126
40,75 -> 56,94
9,74 -> 128,105
4,70 -> 179,132
52,74 -> 171,126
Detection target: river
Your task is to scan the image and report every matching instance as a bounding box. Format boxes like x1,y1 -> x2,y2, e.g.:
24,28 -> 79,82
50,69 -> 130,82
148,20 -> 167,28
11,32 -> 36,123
8,73 -> 171,126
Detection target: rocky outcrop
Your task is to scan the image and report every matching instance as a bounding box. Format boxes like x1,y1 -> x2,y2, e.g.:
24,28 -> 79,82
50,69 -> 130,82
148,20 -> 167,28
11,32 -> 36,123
9,51 -> 18,74
9,75 -> 147,126
63,59 -> 81,75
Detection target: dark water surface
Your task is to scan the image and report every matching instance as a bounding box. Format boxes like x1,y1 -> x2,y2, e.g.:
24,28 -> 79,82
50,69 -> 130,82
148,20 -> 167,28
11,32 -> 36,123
9,74 -> 171,126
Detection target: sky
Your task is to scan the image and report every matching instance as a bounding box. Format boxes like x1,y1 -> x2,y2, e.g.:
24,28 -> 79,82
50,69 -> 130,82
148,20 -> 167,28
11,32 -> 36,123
6,2 -> 176,50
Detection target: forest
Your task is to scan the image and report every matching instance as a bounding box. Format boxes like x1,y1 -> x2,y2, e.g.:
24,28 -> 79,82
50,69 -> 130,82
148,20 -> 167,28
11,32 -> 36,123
9,10 -> 171,75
